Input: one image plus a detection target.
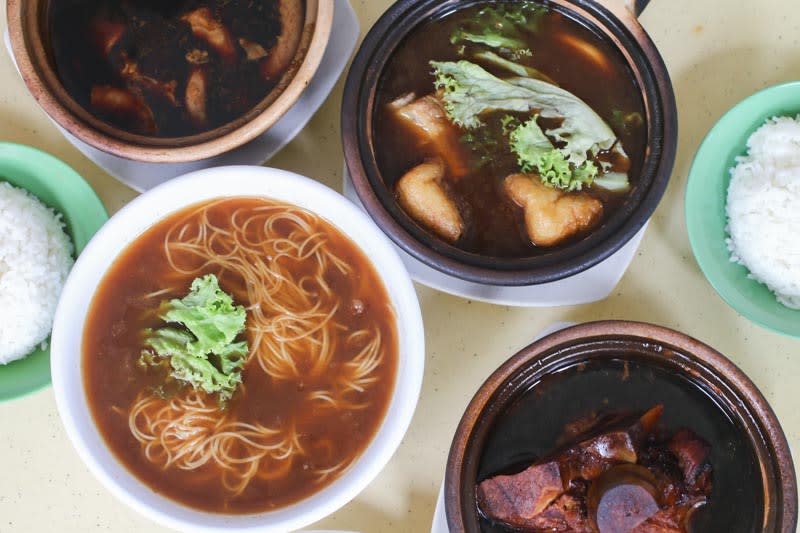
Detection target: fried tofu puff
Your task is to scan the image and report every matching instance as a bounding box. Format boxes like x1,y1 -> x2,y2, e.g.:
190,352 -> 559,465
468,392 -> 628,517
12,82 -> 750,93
396,159 -> 464,243
504,173 -> 603,247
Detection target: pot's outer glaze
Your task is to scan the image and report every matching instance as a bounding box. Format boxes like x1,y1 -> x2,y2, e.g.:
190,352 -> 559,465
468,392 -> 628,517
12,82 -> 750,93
7,0 -> 333,163
443,321 -> 798,533
342,0 -> 677,286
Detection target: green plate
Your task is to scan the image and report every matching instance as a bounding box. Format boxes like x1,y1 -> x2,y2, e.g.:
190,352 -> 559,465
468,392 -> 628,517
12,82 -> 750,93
685,82 -> 800,338
0,143 -> 108,402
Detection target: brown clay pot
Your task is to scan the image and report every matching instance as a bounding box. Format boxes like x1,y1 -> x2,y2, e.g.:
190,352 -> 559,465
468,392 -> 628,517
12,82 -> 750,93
342,0 -> 677,286
445,321 -> 797,532
7,0 -> 333,163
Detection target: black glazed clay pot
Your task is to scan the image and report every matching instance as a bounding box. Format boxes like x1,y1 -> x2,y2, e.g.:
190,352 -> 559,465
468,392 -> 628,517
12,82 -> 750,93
342,0 -> 677,286
444,321 -> 797,532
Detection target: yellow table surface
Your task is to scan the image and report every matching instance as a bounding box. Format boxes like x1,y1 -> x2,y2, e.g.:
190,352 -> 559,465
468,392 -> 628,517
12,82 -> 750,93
1,0 -> 798,531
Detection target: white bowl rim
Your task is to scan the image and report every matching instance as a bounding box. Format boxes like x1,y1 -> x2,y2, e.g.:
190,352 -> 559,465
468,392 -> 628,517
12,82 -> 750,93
50,166 -> 425,532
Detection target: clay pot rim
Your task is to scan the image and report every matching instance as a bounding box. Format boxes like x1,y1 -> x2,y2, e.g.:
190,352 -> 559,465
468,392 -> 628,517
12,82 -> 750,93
341,0 -> 678,286
6,0 -> 333,163
443,320 -> 798,532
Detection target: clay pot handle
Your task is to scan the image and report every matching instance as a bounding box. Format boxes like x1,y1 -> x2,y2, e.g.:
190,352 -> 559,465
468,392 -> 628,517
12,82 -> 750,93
631,0 -> 651,16
602,0 -> 651,18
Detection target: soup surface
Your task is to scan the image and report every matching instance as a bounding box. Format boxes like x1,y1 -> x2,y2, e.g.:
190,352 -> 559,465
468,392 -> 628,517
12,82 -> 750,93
50,0 -> 305,137
477,359 -> 762,532
375,2 -> 646,257
83,197 -> 398,513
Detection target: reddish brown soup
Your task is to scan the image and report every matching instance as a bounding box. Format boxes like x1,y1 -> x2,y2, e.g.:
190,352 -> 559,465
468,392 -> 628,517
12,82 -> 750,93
82,197 -> 398,513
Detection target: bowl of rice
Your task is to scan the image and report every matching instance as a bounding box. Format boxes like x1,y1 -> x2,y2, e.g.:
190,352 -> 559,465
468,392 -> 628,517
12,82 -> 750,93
686,81 -> 800,338
0,143 -> 107,401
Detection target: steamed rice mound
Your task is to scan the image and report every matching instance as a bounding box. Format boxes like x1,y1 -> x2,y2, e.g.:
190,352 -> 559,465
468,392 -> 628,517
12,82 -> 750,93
0,182 -> 74,363
726,116 -> 800,309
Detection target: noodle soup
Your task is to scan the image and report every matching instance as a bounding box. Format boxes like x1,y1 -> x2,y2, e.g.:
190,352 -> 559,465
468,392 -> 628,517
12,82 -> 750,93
82,197 -> 398,513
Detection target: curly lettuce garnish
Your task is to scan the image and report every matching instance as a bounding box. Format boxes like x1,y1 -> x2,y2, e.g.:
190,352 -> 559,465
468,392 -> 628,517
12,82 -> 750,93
432,60 -> 535,129
139,274 -> 248,403
450,2 -> 546,57
431,60 -> 628,191
508,117 -> 598,191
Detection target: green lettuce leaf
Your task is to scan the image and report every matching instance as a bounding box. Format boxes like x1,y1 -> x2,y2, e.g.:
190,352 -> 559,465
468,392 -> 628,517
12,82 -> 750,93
169,342 -> 246,398
592,171 -> 631,192
506,76 -> 623,168
160,274 -> 246,355
507,114 -> 552,169
432,60 -> 536,129
450,2 -> 545,54
141,327 -> 194,361
140,274 -> 248,402
431,60 -> 629,191
508,117 -> 598,191
431,60 -> 622,162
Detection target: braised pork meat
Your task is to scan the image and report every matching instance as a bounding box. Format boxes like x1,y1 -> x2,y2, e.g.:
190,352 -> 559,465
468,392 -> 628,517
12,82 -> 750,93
51,0 -> 303,136
477,406 -> 713,533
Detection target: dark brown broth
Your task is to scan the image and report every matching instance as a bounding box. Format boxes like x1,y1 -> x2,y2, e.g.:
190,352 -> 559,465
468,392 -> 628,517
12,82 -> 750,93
477,360 -> 762,532
49,0 -> 301,137
374,3 -> 646,257
82,198 -> 398,514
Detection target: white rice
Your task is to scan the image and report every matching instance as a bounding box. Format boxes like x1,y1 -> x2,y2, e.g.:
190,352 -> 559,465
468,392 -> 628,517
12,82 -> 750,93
0,182 -> 74,363
726,116 -> 800,309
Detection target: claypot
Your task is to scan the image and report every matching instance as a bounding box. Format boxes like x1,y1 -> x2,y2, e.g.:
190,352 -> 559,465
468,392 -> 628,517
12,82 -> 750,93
445,321 -> 797,532
341,0 -> 677,286
7,0 -> 333,163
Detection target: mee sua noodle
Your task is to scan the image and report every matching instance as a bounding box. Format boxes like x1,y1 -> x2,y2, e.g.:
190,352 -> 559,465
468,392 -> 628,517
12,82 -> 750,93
83,198 -> 398,513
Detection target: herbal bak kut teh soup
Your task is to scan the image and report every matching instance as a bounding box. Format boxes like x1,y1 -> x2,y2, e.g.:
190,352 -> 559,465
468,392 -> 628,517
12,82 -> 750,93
82,198 -> 398,513
375,2 -> 646,257
49,0 -> 305,137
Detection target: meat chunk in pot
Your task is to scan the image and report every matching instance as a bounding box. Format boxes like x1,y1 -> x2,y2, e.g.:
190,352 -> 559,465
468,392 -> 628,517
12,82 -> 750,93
475,406 -> 714,533
477,460 -> 564,527
90,86 -> 157,135
181,7 -> 237,63
91,20 -> 126,55
185,67 -> 209,128
120,59 -> 178,106
389,93 -> 469,178
527,492 -> 593,532
239,38 -> 268,61
668,428 -> 711,487
260,0 -> 303,79
478,407 -> 663,529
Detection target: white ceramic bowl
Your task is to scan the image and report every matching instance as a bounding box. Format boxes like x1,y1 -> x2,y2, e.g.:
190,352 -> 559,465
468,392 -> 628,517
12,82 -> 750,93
50,166 -> 425,532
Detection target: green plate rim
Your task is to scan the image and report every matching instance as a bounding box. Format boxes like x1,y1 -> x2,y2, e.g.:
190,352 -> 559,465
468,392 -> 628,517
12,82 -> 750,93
0,142 -> 109,402
685,81 -> 800,339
